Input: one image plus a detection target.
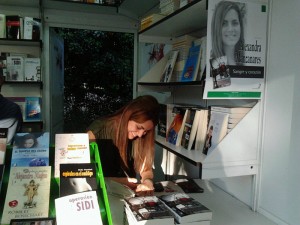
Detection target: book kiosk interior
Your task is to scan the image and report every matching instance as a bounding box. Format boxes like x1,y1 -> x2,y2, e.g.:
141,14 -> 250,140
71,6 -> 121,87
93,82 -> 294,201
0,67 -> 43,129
0,0 -> 299,225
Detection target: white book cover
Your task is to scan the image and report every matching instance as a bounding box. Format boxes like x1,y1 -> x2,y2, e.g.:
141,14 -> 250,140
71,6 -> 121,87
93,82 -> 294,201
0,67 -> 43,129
1,166 -> 51,225
160,50 -> 179,82
0,128 -> 8,164
54,133 -> 90,178
211,106 -> 251,114
203,110 -> 229,155
23,17 -> 33,40
0,14 -> 6,38
194,110 -> 208,151
6,56 -> 24,81
55,191 -> 103,225
24,58 -> 41,81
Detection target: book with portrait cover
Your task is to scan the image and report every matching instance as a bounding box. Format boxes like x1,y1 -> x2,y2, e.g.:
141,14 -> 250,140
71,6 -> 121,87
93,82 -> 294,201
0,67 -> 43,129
59,163 -> 98,197
0,128 -> 8,164
55,191 -> 103,225
166,107 -> 186,145
124,195 -> 174,225
158,192 -> 212,223
11,132 -> 50,167
54,133 -> 90,178
1,166 -> 51,225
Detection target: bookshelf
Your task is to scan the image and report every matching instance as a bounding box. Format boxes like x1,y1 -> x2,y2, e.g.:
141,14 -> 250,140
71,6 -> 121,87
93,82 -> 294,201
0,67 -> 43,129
137,0 -> 262,180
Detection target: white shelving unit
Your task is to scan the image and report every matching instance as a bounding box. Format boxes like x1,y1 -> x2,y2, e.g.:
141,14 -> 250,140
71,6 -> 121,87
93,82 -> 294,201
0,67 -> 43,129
137,0 -> 262,180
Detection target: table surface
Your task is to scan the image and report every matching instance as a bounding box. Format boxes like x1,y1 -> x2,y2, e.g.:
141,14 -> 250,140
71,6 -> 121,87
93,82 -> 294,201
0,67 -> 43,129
107,179 -> 277,225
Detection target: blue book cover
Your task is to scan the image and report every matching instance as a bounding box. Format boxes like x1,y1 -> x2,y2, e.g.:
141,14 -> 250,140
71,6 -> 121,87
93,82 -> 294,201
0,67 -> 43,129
11,132 -> 50,167
25,97 -> 42,121
180,45 -> 201,82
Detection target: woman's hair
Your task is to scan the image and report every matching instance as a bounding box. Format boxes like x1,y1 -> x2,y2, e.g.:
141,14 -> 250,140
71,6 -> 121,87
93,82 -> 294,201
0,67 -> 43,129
211,1 -> 245,61
107,95 -> 160,174
21,133 -> 38,148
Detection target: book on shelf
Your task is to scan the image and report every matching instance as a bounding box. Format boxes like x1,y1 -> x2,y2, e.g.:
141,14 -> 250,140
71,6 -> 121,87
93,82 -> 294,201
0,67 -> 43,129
160,50 -> 179,82
24,58 -> 41,81
54,133 -> 90,178
210,106 -> 252,114
6,56 -> 24,82
140,13 -> 165,31
0,14 -> 6,38
210,56 -> 231,89
59,163 -> 98,197
25,97 -> 42,121
157,104 -> 167,138
1,166 -> 51,225
180,44 -> 201,82
23,17 -> 41,40
194,109 -> 209,152
203,110 -> 229,155
124,195 -> 174,225
0,128 -> 8,164
158,192 -> 212,223
6,15 -> 23,39
180,109 -> 202,150
55,191 -> 103,225
193,36 -> 207,81
159,0 -> 180,15
11,132 -> 50,167
166,106 -> 186,145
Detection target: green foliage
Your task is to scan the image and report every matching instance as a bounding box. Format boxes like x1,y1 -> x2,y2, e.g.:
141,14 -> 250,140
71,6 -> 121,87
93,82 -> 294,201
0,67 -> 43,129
55,28 -> 134,132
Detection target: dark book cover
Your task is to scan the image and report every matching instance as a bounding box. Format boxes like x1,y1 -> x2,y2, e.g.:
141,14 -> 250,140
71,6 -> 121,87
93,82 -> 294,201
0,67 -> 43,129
174,178 -> 204,193
181,109 -> 196,149
59,163 -> 98,197
157,104 -> 167,138
6,15 -> 22,39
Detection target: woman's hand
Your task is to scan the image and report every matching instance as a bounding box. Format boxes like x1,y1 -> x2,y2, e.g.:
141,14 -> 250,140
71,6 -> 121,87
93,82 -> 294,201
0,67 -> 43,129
135,178 -> 154,196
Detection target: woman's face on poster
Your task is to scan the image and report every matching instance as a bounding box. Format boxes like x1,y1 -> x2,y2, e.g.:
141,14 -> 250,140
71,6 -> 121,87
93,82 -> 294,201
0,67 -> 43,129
222,8 -> 241,47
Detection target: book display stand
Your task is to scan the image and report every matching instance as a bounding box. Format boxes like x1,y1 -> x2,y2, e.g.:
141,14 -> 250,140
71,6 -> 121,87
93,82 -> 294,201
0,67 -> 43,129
0,143 -> 113,225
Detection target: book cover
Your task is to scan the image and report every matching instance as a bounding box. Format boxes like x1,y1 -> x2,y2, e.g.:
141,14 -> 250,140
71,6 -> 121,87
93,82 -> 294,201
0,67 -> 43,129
181,109 -> 201,150
180,44 -> 201,82
158,192 -> 212,223
59,163 -> 98,197
210,56 -> 231,89
166,107 -> 186,145
194,109 -> 209,152
1,166 -> 51,225
0,14 -> 6,38
160,50 -> 179,82
6,15 -> 22,39
173,178 -> 204,193
0,128 -> 8,164
6,56 -> 24,82
23,17 -> 41,40
11,132 -> 50,167
203,111 -> 229,155
54,133 -> 90,178
0,164 -> 5,193
55,191 -> 103,225
24,58 -> 41,81
10,218 -> 56,225
25,97 -> 42,121
157,104 -> 167,138
124,195 -> 174,225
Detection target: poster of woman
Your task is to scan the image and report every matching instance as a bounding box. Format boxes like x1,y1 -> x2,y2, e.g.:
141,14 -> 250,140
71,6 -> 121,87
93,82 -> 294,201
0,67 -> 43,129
203,0 -> 269,99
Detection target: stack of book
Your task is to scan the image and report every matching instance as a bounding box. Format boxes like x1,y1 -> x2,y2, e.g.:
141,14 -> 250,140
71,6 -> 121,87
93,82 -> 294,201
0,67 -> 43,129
171,35 -> 197,81
210,106 -> 252,134
159,0 -> 180,15
124,193 -> 212,225
140,13 -> 165,31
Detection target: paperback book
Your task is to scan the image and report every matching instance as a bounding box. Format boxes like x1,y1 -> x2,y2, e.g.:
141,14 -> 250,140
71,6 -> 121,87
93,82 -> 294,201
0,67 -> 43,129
160,50 -> 179,82
166,106 -> 186,145
124,195 -> 174,225
180,44 -> 201,82
25,97 -> 42,121
24,58 -> 41,81
6,56 -> 24,82
11,132 -> 50,167
23,17 -> 41,40
158,192 -> 212,223
6,15 -> 23,39
1,166 -> 51,225
55,191 -> 103,225
0,128 -> 8,164
59,163 -> 98,197
54,133 -> 90,178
